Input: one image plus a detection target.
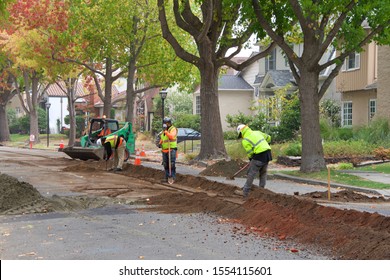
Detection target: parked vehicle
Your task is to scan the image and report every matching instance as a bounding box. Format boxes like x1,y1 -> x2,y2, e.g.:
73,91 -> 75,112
177,128 -> 201,143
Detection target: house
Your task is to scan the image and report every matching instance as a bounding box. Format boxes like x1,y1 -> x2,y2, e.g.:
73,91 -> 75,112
193,44 -> 338,131
6,94 -> 24,118
112,86 -> 160,132
376,45 -> 390,121
336,41 -> 378,127
193,74 -> 254,131
43,82 -> 88,134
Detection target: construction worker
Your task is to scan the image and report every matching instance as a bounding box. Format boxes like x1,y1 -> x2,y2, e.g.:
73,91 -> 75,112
159,117 -> 178,183
97,135 -> 126,172
236,124 -> 272,197
97,118 -> 111,138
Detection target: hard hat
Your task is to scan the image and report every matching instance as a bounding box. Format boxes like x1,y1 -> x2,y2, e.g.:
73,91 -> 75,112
237,124 -> 246,135
96,139 -> 102,146
163,117 -> 172,124
237,124 -> 246,138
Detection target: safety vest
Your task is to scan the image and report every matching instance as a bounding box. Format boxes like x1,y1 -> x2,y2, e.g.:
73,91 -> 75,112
161,126 -> 177,151
105,135 -> 123,149
241,126 -> 271,158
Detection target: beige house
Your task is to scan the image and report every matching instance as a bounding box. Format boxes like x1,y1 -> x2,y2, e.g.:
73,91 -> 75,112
7,94 -> 24,118
193,44 -> 337,131
377,45 -> 390,121
337,41 -> 378,127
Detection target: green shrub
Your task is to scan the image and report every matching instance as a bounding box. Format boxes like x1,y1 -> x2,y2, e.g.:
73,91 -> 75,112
320,99 -> 341,127
353,118 -> 390,146
225,141 -> 246,160
337,162 -> 354,170
173,114 -> 201,131
283,142 -> 302,156
64,115 -> 85,138
320,119 -> 353,140
224,130 -> 237,140
323,140 -> 375,157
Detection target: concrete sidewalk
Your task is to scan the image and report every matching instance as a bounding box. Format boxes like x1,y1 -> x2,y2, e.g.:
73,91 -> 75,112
140,160 -> 390,198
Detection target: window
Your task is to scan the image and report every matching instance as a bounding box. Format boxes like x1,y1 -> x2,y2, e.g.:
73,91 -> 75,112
195,95 -> 201,115
342,52 -> 360,71
265,48 -> 276,72
369,99 -> 376,121
342,101 -> 352,126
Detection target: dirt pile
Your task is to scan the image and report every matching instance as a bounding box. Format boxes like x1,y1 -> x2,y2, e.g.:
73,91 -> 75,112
0,172 -> 125,215
0,173 -> 46,213
199,159 -> 249,177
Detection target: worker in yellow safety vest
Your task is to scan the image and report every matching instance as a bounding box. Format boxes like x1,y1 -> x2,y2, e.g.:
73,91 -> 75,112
97,135 -> 126,172
236,124 -> 272,198
158,117 -> 178,183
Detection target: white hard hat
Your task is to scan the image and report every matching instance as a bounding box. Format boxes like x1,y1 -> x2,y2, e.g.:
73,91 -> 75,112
96,139 -> 102,146
236,124 -> 246,135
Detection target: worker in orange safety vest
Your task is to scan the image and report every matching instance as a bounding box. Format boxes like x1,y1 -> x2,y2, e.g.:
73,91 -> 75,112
158,117 -> 178,183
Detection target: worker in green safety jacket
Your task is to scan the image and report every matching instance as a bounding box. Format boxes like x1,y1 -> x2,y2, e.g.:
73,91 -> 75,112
159,117 -> 178,182
97,135 -> 126,172
236,124 -> 272,197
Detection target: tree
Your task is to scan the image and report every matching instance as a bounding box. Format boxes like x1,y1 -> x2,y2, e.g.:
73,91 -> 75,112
67,0 -> 196,124
0,58 -> 15,141
1,0 -> 70,143
158,0 -> 276,160
250,0 -> 390,172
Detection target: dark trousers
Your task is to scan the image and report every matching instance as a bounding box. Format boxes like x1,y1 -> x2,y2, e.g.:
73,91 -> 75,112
162,149 -> 176,179
243,159 -> 268,195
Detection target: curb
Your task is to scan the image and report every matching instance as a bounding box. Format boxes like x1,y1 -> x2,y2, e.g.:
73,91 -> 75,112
272,173 -> 386,197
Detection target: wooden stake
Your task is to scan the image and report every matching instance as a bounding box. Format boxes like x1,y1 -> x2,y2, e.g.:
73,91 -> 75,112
327,166 -> 331,201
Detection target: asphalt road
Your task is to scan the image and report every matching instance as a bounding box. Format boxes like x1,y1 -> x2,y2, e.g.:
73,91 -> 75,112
0,146 -> 328,260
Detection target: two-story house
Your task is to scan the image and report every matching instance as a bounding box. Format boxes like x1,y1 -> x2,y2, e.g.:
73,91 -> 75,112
193,43 -> 338,131
336,41 -> 378,127
376,45 -> 390,122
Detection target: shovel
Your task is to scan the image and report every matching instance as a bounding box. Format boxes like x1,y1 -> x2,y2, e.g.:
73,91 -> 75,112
226,162 -> 250,180
167,140 -> 174,185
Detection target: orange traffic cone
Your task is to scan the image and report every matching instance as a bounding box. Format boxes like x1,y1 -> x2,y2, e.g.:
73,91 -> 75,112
134,149 -> 141,165
140,144 -> 146,157
59,140 -> 64,150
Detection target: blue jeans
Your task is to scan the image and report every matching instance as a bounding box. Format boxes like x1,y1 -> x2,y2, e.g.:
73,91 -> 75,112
162,149 -> 176,179
242,159 -> 268,195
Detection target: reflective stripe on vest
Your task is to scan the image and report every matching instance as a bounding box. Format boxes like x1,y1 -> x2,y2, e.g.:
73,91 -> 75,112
243,137 -> 265,155
106,135 -> 122,148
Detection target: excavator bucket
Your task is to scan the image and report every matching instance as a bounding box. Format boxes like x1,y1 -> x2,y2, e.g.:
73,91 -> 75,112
62,146 -> 104,161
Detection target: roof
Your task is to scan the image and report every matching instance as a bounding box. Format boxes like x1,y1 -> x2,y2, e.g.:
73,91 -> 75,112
218,74 -> 253,90
365,81 -> 377,90
45,81 -> 86,97
265,70 -> 295,87
254,74 -> 264,84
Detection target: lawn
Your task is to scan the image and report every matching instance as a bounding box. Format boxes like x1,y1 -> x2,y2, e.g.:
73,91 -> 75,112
8,134 -> 66,149
281,162 -> 390,190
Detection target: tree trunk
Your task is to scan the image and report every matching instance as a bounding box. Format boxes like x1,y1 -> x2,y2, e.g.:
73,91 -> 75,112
0,104 -> 10,142
29,107 -> 40,143
125,60 -> 136,123
67,94 -> 77,147
197,64 -> 227,160
103,58 -> 113,117
299,70 -> 326,172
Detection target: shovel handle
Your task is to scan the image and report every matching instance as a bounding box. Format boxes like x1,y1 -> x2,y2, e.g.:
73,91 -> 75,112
231,162 -> 250,178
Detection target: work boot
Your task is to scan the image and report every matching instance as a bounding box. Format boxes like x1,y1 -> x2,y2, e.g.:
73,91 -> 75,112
234,189 -> 248,198
113,168 -> 122,172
